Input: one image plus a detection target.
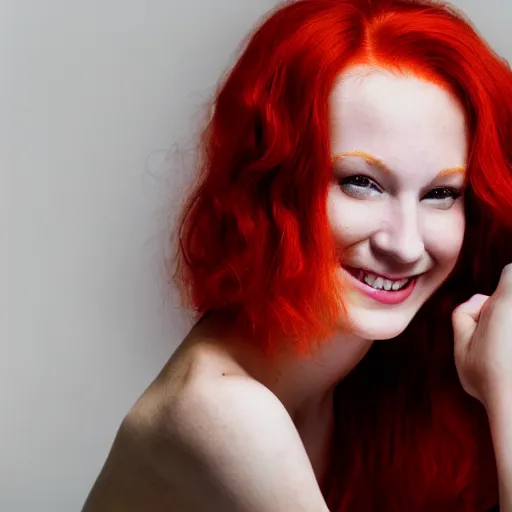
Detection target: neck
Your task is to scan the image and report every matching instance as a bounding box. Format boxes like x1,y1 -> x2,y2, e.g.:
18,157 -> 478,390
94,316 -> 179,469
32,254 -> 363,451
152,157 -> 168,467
196,313 -> 373,421
262,330 -> 373,418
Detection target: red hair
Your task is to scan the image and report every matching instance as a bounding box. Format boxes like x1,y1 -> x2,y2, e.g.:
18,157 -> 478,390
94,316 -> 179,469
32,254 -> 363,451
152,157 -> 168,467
172,0 -> 512,510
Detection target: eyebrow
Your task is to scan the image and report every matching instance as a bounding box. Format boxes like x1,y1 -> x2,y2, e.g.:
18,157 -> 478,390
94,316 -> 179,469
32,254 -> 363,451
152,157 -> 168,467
333,150 -> 466,178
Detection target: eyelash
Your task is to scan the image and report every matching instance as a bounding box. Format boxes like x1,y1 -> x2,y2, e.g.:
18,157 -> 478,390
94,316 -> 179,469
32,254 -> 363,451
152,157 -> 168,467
341,175 -> 380,192
338,175 -> 462,201
424,187 -> 461,200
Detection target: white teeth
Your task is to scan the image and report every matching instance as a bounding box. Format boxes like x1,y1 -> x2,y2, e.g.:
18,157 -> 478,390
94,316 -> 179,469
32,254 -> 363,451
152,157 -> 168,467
363,273 -> 376,287
361,271 -> 409,291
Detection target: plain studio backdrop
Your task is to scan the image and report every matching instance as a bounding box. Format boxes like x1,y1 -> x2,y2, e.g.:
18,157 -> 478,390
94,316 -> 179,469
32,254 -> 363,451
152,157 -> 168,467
3,1 -> 511,510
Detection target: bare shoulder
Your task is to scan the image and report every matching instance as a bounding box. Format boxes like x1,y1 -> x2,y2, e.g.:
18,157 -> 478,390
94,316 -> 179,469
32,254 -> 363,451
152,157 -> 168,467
124,333 -> 281,454
138,351 -> 327,512
81,327 -> 247,512
82,325 -> 328,512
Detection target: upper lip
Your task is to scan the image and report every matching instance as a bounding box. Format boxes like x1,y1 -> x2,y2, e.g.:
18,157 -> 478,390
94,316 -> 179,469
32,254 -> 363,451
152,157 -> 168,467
344,265 -> 422,281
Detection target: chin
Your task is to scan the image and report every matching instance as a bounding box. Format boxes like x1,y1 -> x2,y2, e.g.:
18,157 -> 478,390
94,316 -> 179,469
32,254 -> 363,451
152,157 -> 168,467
337,281 -> 445,340
334,265 -> 452,341
339,305 -> 417,340
339,304 -> 416,340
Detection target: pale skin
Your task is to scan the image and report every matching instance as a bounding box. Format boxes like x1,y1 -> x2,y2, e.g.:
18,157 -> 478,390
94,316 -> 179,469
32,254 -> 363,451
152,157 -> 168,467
81,67 -> 512,511
453,266 -> 512,510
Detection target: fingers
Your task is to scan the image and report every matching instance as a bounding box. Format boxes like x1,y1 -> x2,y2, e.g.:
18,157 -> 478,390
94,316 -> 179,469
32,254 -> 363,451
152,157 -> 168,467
497,263 -> 512,294
453,293 -> 489,321
452,294 -> 489,348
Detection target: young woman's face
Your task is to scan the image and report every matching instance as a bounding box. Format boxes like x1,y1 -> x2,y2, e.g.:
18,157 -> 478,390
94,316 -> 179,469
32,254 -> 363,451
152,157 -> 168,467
328,66 -> 468,340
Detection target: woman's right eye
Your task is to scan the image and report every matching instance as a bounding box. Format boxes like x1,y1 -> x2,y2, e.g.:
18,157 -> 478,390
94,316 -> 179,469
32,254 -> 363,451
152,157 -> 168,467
338,175 -> 381,198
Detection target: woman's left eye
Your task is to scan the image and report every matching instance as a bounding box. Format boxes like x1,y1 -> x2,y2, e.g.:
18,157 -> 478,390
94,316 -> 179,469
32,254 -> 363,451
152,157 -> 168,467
424,187 -> 461,201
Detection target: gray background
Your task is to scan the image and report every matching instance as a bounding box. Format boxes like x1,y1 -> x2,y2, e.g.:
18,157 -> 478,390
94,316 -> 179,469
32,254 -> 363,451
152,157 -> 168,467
3,1 -> 511,511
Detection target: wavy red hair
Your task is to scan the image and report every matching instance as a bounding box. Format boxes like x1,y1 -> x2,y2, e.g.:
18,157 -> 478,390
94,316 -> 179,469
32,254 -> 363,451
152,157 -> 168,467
172,0 -> 512,510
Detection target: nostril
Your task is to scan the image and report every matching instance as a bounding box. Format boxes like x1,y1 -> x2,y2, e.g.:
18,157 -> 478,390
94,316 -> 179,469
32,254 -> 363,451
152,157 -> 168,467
370,229 -> 424,266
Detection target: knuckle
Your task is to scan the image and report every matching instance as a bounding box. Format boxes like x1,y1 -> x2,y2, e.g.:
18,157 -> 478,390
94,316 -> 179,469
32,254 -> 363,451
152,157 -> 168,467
497,264 -> 512,296
500,263 -> 512,284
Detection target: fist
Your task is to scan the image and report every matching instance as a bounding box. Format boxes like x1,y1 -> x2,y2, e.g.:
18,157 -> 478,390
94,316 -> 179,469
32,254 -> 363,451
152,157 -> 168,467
452,264 -> 512,409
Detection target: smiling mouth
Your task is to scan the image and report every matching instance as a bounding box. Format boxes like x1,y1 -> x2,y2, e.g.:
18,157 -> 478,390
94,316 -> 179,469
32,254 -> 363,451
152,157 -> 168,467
344,267 -> 415,292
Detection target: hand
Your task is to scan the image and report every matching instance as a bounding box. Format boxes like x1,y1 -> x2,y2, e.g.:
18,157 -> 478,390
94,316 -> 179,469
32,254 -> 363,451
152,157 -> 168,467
452,263 -> 512,409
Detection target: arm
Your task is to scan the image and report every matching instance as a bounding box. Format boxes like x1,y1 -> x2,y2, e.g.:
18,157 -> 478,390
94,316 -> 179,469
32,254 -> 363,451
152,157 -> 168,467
151,374 -> 331,512
487,392 -> 512,511
452,265 -> 512,511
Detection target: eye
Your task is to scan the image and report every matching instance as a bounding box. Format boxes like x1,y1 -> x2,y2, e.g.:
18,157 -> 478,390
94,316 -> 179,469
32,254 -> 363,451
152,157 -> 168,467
422,187 -> 462,209
338,175 -> 381,198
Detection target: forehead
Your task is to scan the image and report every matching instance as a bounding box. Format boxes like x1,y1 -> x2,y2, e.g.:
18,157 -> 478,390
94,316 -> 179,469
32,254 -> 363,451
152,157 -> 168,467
328,65 -> 468,177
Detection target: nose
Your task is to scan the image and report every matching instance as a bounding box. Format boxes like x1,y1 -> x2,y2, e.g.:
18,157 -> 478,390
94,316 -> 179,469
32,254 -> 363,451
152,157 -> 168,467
370,198 -> 425,265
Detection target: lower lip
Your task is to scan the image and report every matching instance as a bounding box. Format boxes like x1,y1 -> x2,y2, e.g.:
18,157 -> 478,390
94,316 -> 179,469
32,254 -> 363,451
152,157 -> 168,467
342,267 -> 418,305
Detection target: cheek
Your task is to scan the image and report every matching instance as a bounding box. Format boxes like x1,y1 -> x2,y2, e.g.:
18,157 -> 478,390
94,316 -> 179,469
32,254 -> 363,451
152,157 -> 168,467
423,208 -> 465,265
327,187 -> 379,244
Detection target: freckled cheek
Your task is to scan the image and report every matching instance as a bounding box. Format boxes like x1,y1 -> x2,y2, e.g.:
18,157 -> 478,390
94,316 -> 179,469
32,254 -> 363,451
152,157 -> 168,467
422,209 -> 466,264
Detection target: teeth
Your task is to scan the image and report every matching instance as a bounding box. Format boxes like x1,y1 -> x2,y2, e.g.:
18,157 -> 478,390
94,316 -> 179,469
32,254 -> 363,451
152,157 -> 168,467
374,277 -> 384,289
363,273 -> 376,287
362,272 -> 409,291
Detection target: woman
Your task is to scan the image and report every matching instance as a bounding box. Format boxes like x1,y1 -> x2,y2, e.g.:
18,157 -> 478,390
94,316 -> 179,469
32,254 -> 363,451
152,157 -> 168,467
82,0 -> 512,510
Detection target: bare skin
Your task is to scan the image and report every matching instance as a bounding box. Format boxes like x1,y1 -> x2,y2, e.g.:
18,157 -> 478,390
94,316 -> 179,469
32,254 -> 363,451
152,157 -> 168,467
82,68 -> 468,511
82,69 -> 511,511
452,264 -> 512,511
81,266 -> 512,512
81,315 -> 369,512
